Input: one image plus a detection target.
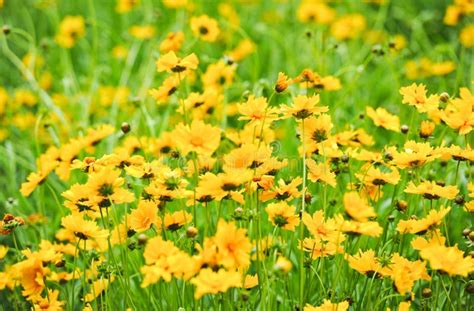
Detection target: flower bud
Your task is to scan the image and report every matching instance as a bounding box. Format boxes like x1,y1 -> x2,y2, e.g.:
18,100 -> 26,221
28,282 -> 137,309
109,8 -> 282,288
186,226 -> 198,238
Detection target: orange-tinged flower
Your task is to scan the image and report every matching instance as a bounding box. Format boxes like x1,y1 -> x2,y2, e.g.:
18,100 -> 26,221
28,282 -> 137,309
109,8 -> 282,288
400,83 -> 439,113
397,206 -> 451,234
156,51 -> 199,73
32,289 -> 65,310
61,213 -> 109,241
129,200 -> 159,232
366,106 -> 400,132
343,191 -> 377,222
306,159 -> 336,187
387,253 -> 431,295
173,120 -> 221,156
159,31 -> 185,53
214,219 -> 252,269
275,72 -> 292,93
190,15 -> 220,42
190,268 -> 241,299
404,181 -> 458,200
265,201 -> 300,231
238,95 -> 279,126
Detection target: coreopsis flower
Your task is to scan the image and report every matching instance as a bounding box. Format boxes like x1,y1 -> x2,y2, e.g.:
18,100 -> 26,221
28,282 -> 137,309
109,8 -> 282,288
129,25 -> 155,39
193,171 -> 249,204
343,192 -> 377,222
390,141 -> 438,169
159,31 -> 185,53
32,289 -> 65,310
303,211 -> 346,245
190,15 -> 220,42
265,202 -> 300,231
112,45 -> 128,59
355,166 -> 400,186
164,210 -> 192,231
55,16 -> 85,48
156,51 -> 199,73
304,300 -> 349,311
85,166 -> 135,208
162,0 -> 187,8
226,39 -> 255,62
414,243 -> 474,277
129,200 -> 159,232
366,106 -> 400,132
387,253 -> 431,295
190,268 -> 241,299
260,177 -> 302,202
143,236 -> 180,265
397,206 -> 451,234
61,213 -> 109,241
301,237 -> 344,259
296,0 -> 335,24
280,95 -> 328,119
299,114 -> 333,153
0,245 -> 7,259
274,256 -> 293,273
335,128 -> 374,147
399,83 -> 439,113
306,159 -> 337,187
84,277 -> 114,302
14,257 -> 48,298
0,214 -> 25,235
441,87 -> 473,135
419,120 -> 435,138
436,145 -> 474,162
214,219 -> 252,269
202,60 -> 236,89
341,219 -> 383,237
275,72 -> 292,93
149,75 -> 181,104
330,14 -> 366,40
173,120 -> 221,156
404,181 -> 459,200
460,24 -> 474,47
116,0 -> 140,13
238,95 -> 279,126
346,249 -> 390,277
243,274 -> 258,289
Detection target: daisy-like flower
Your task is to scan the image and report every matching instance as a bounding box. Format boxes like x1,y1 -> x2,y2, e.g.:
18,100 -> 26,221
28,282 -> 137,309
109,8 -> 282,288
190,15 -> 220,42
366,106 -> 400,132
156,51 -> 199,73
265,202 -> 300,231
299,114 -> 333,154
390,141 -> 438,169
238,95 -> 279,126
214,219 -> 252,269
346,249 -> 390,277
397,206 -> 451,234
173,120 -> 221,156
32,289 -> 65,310
441,87 -> 473,135
343,191 -> 377,222
129,25 -> 155,40
116,0 -> 140,13
306,159 -> 336,187
129,200 -> 159,232
355,166 -> 400,186
61,213 -> 108,241
341,220 -> 383,237
159,31 -> 185,53
280,95 -> 328,119
55,16 -> 85,48
149,75 -> 181,104
404,181 -> 459,200
304,300 -> 349,311
190,268 -> 241,299
399,83 -> 439,113
164,210 -> 192,231
275,72 -> 292,93
387,253 -> 431,295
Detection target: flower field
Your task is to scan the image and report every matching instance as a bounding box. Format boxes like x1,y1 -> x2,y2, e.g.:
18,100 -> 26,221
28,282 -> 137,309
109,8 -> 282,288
1,0 -> 474,310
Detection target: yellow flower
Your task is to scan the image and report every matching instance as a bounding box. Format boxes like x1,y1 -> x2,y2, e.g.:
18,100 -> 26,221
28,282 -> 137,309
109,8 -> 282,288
159,31 -> 185,53
173,120 -> 221,156
129,25 -> 155,40
84,277 -> 114,302
164,210 -> 192,231
415,243 -> 474,277
306,159 -> 336,187
190,268 -> 241,299
343,192 -> 376,222
304,300 -> 349,311
265,201 -> 300,231
163,0 -> 187,8
297,1 -> 335,24
55,16 -> 85,48
390,141 -> 438,169
441,87 -> 473,135
190,15 -> 220,42
355,166 -> 400,186
61,213 -> 109,241
331,14 -> 366,41
274,256 -> 293,273
0,245 -> 8,259
214,219 -> 252,269
460,24 -> 474,48
156,51 -> 199,73
346,249 -> 390,277
116,0 -> 140,13
404,181 -> 458,200
274,72 -> 292,93
149,75 -> 181,104
129,200 -> 159,232
226,39 -> 255,62
32,289 -> 65,310
238,95 -> 279,126
387,253 -> 431,295
202,60 -> 236,89
399,83 -> 439,113
397,206 -> 451,234
366,106 -> 400,132
280,95 -> 328,119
